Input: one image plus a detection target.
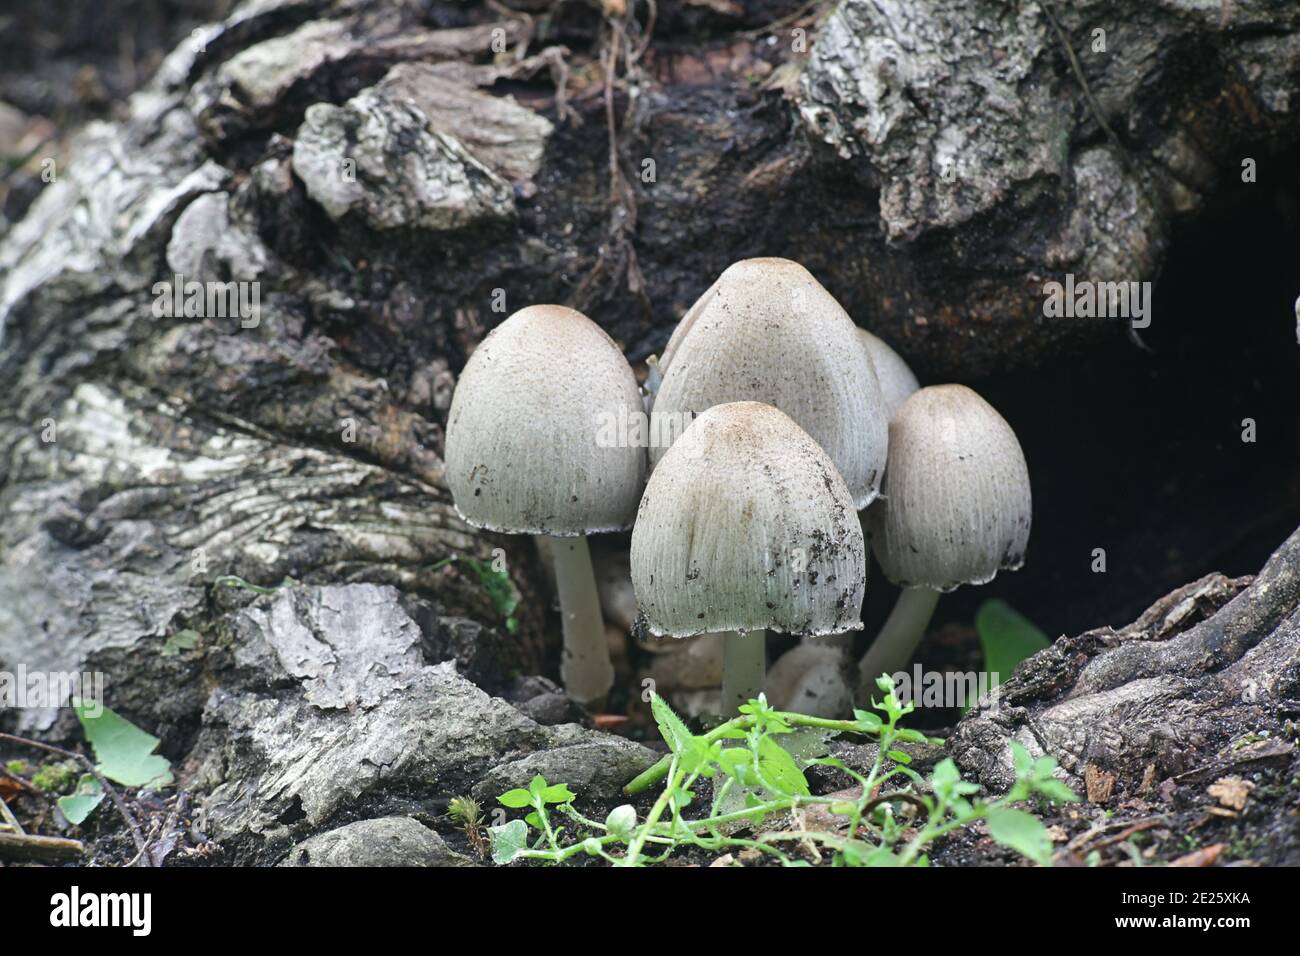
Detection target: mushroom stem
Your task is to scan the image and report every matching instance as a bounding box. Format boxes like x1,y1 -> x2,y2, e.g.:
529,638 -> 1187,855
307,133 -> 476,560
720,630 -> 766,716
546,534 -> 615,708
856,586 -> 940,699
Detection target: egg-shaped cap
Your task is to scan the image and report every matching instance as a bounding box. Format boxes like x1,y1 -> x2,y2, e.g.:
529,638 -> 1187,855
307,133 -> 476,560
631,401 -> 865,638
866,385 -> 1031,591
858,329 -> 919,420
651,258 -> 888,509
445,305 -> 646,536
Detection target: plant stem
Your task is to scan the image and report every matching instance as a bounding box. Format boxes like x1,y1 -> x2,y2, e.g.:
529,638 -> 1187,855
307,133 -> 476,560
857,586 -> 940,700
624,710 -> 877,795
546,534 -> 614,708
619,756 -> 681,866
720,629 -> 765,716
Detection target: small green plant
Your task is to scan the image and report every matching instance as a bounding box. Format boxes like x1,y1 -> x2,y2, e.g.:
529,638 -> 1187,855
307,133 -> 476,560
447,795 -> 490,860
975,599 -> 1051,680
432,555 -> 520,634
55,702 -> 173,826
488,675 -> 1077,867
31,761 -> 78,794
161,629 -> 200,657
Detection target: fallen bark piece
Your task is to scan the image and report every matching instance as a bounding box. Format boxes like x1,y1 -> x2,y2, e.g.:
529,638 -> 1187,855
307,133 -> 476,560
1169,843 -> 1226,868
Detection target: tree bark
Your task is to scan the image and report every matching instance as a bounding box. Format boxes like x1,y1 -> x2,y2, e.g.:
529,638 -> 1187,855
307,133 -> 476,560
1,0 -> 1298,858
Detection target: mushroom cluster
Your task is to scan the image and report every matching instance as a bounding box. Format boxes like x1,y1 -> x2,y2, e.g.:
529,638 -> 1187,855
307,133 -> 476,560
443,258 -> 1032,719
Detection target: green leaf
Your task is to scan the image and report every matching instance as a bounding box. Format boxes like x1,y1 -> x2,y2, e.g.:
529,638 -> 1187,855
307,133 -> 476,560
930,758 -> 960,788
650,693 -> 694,755
841,840 -> 903,867
461,558 -> 520,633
497,788 -> 533,809
56,774 -> 104,825
1009,738 -> 1034,776
524,811 -> 544,829
73,702 -> 173,789
527,774 -> 550,796
1036,779 -> 1081,804
488,818 -> 530,864
975,600 -> 1051,688
986,806 -> 1054,866
886,750 -> 912,765
756,736 -> 810,796
851,709 -> 883,733
540,783 -> 576,805
160,629 -> 199,657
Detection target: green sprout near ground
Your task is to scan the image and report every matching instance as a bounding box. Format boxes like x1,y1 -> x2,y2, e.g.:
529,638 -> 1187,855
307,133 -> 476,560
447,795 -> 490,860
431,555 -> 520,634
488,675 -> 1077,867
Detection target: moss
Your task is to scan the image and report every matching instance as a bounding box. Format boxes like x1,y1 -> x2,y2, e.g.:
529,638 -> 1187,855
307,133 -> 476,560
5,759 -> 30,775
31,761 -> 78,794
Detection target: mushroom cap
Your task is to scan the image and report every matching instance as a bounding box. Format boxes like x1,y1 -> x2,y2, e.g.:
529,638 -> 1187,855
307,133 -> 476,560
858,329 -> 919,420
651,258 -> 888,509
631,401 -> 866,638
866,385 -> 1031,591
445,304 -> 646,535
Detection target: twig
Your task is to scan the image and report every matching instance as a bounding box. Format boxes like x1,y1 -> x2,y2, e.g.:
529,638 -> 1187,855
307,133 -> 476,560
1040,0 -> 1127,162
737,0 -> 819,40
0,793 -> 25,834
0,732 -> 154,867
0,831 -> 85,863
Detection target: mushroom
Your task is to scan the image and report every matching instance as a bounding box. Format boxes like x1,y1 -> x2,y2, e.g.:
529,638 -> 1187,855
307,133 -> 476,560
766,643 -> 854,718
857,329 -> 919,420
631,401 -> 865,715
650,258 -> 889,509
858,385 -> 1031,696
445,304 -> 646,707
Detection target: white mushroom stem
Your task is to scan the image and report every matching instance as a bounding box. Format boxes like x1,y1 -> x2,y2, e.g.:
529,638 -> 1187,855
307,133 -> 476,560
857,586 -> 940,699
720,630 -> 765,716
547,534 -> 615,708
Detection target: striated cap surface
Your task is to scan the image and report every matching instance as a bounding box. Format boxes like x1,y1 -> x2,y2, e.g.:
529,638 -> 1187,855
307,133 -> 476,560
445,305 -> 646,535
632,401 -> 865,638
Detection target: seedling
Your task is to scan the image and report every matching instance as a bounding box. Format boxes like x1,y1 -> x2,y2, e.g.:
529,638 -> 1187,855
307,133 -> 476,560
488,674 -> 1076,867
447,796 -> 490,860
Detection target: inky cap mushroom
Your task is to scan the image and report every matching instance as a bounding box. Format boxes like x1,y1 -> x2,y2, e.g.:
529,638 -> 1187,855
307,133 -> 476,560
866,384 -> 1031,590
631,401 -> 866,713
445,304 -> 646,707
446,304 -> 645,535
858,384 -> 1031,694
858,329 -> 919,420
651,258 -> 889,509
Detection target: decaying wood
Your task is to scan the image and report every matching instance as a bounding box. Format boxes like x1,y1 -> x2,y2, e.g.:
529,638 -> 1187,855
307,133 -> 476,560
0,0 -> 1298,862
952,525 -> 1300,794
